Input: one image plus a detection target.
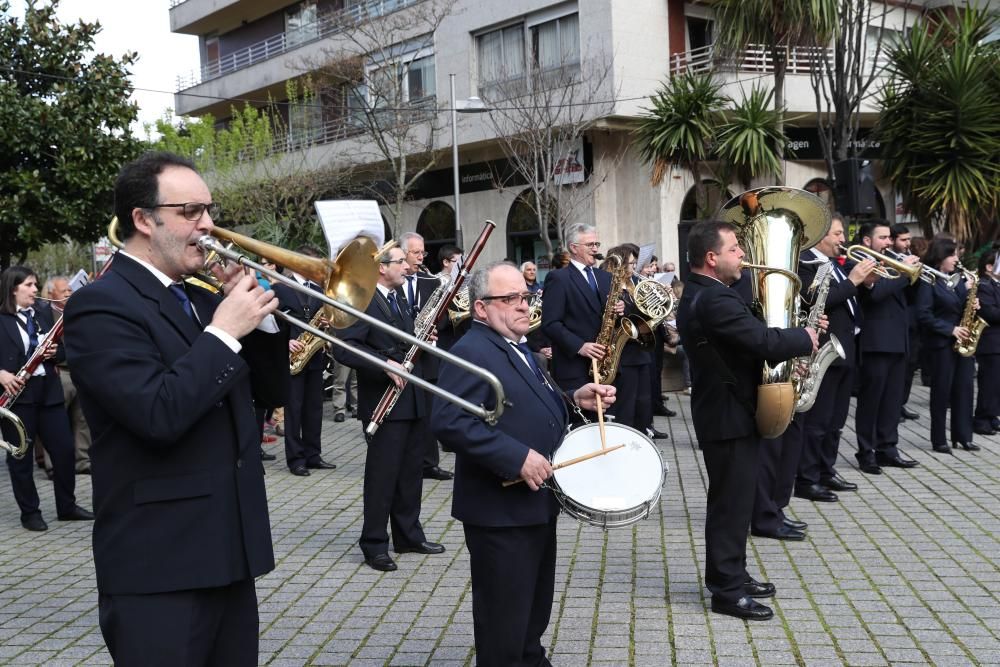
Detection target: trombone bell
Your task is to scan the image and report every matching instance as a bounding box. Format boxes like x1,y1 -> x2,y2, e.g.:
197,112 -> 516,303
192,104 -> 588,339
209,227 -> 379,329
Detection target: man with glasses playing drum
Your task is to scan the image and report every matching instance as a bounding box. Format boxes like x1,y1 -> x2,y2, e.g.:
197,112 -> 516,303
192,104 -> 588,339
432,262 -> 615,667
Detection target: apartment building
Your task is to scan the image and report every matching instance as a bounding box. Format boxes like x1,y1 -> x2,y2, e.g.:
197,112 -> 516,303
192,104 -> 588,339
170,0 -> 924,269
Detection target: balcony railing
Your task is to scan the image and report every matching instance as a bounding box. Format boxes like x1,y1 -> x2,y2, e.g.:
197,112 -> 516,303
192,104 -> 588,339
670,43 -> 889,76
169,0 -> 189,8
176,0 -> 423,92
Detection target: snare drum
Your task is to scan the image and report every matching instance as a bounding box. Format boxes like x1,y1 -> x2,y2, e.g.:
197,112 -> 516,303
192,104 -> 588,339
549,422 -> 666,529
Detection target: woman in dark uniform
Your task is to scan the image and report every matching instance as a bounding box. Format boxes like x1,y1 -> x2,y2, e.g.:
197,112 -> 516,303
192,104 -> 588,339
0,266 -> 91,531
973,249 -> 1000,436
915,239 -> 978,453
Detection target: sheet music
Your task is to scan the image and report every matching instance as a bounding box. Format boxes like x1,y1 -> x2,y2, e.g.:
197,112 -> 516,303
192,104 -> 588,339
654,271 -> 675,286
68,269 -> 89,292
314,200 -> 385,259
636,244 -> 656,271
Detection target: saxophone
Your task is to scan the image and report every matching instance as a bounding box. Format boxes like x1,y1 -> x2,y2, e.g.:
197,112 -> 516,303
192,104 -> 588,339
289,305 -> 334,375
955,263 -> 988,357
793,261 -> 846,413
593,256 -> 643,385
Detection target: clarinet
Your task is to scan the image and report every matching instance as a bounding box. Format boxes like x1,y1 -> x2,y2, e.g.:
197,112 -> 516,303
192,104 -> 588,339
365,220 -> 497,435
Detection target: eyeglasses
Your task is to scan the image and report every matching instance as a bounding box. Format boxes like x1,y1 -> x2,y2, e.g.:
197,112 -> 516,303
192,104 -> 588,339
381,258 -> 407,265
481,291 -> 533,306
572,241 -> 601,249
407,249 -> 428,257
152,202 -> 221,221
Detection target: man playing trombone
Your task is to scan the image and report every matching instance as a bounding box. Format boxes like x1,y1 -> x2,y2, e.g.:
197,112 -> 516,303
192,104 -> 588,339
63,152 -> 286,665
432,261 -> 615,666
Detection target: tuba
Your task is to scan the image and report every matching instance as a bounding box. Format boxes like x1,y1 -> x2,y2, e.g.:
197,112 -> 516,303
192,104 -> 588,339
719,187 -> 831,439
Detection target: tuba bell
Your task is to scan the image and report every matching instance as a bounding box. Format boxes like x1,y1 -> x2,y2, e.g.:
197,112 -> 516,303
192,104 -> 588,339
719,187 -> 831,439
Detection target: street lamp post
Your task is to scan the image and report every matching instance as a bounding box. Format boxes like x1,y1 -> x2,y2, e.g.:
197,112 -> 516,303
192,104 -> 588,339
449,73 -> 488,249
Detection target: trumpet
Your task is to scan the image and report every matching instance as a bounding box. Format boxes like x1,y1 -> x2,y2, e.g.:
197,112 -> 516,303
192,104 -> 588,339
840,245 -> 921,284
882,249 -> 962,289
196,228 -> 507,426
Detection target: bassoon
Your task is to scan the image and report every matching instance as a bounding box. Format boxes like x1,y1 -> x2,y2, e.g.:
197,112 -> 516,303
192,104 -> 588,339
365,220 -> 496,435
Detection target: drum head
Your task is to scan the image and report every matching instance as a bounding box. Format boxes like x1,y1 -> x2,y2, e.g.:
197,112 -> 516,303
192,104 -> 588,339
551,423 -> 663,512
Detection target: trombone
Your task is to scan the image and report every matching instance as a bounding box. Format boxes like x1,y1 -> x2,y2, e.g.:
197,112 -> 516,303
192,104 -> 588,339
197,229 -> 507,426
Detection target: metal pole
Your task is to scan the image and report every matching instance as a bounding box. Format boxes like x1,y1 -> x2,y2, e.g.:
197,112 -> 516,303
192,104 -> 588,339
450,73 -> 463,248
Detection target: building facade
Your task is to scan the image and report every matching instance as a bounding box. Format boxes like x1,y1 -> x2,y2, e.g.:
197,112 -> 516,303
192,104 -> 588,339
170,0 -> 936,273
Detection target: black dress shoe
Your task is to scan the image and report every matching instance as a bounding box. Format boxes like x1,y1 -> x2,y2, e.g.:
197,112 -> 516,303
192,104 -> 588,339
365,554 -> 398,572
57,505 -> 94,521
21,514 -> 48,531
422,466 -> 454,480
260,449 -> 277,461
991,418 -> 1000,431
306,458 -> 337,470
647,428 -> 669,440
973,427 -> 997,436
953,441 -> 980,452
901,406 -> 919,420
931,444 -> 953,455
783,517 -> 808,531
290,465 -> 311,476
859,462 -> 883,475
820,474 -> 858,492
711,596 -> 773,621
743,577 -> 776,598
76,467 -> 92,475
652,404 -> 671,416
334,413 -> 346,423
752,524 -> 806,541
794,484 -> 838,502
875,453 -> 919,468
396,541 -> 446,555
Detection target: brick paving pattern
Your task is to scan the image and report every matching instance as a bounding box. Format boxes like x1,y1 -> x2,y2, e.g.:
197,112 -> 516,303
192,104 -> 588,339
1,384 -> 999,665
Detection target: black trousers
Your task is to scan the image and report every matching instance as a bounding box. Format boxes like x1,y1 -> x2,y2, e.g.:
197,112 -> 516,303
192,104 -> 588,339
854,352 -> 906,463
98,578 -> 258,666
609,363 -> 651,431
702,436 -> 759,604
798,364 -> 853,487
926,346 -> 974,447
421,391 -> 440,471
902,328 -> 921,405
752,416 -> 802,534
284,363 -> 324,468
359,418 -> 426,558
3,400 -> 76,519
974,354 -> 1000,430
464,519 -> 557,667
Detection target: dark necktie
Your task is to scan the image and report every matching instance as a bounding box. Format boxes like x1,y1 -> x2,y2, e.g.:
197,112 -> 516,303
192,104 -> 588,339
584,266 -> 599,295
512,341 -> 559,403
387,291 -> 402,318
168,283 -> 196,322
406,276 -> 417,315
18,309 -> 38,357
830,260 -> 858,319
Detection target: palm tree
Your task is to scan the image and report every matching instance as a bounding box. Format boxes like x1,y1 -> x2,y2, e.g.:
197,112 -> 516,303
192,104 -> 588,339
634,72 -> 727,218
715,84 -> 785,190
711,0 -> 840,182
877,6 -> 1000,245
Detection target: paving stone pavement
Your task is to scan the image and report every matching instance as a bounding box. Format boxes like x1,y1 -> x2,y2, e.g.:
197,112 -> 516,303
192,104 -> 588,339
1,384 -> 999,666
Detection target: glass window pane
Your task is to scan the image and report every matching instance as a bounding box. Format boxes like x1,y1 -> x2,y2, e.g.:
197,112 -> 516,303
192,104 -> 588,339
503,25 -> 525,78
559,14 -> 580,65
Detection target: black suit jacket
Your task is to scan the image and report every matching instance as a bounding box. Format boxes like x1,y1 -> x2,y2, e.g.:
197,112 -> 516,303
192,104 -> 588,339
856,266 -> 911,356
798,255 -> 861,367
677,273 -> 813,442
432,322 -> 565,527
63,254 -> 284,595
0,306 -> 64,406
273,279 -> 325,372
332,288 -> 424,422
540,264 -> 611,383
976,277 -> 1000,355
916,279 -> 966,350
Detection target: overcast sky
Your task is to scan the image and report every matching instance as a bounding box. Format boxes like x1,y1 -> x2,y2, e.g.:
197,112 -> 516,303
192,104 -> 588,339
9,0 -> 200,134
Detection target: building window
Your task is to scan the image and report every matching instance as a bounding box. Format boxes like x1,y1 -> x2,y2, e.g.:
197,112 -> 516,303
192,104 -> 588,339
367,49 -> 436,109
530,13 -> 579,73
288,98 -> 323,146
286,1 -> 318,48
477,23 -> 526,86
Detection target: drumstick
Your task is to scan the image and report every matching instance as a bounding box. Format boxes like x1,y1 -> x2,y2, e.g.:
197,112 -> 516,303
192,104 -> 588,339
591,358 -> 608,450
502,443 -> 626,487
